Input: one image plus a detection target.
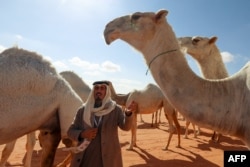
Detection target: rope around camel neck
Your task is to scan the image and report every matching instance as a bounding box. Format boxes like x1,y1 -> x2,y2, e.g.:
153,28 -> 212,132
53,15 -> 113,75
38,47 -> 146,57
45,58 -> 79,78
145,49 -> 177,75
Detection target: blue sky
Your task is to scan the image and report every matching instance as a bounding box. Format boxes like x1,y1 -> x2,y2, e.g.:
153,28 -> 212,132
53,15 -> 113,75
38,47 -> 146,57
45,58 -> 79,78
1,0 -> 250,94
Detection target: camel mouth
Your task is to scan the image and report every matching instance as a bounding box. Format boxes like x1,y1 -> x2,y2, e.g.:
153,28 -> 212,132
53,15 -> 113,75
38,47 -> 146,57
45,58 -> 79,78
104,28 -> 120,45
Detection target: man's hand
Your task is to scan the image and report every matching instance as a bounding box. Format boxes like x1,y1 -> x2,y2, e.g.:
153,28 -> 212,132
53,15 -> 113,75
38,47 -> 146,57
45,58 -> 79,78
81,128 -> 98,140
125,101 -> 138,115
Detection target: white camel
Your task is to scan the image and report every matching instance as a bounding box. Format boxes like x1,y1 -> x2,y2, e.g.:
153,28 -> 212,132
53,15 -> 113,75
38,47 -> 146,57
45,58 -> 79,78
107,81 -> 130,106
47,71 -> 92,167
60,71 -> 91,102
0,70 -> 90,167
124,83 -> 180,150
0,47 -> 83,167
178,36 -> 229,142
104,10 -> 250,149
0,133 -> 36,167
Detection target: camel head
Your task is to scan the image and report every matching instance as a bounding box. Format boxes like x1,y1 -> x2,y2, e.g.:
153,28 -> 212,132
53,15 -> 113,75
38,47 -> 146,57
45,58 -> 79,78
104,9 -> 168,51
178,36 -> 218,60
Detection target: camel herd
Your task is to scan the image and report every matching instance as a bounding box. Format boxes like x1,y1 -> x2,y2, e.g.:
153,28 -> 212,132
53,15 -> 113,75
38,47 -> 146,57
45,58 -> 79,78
1,9 -> 249,167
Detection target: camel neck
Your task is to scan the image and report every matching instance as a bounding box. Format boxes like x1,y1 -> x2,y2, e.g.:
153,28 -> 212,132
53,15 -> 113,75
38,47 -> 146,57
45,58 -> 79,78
146,49 -> 178,75
197,48 -> 229,79
141,24 -> 229,130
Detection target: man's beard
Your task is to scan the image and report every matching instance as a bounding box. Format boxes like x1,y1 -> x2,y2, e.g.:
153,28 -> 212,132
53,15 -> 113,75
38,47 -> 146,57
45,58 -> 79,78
94,97 -> 102,108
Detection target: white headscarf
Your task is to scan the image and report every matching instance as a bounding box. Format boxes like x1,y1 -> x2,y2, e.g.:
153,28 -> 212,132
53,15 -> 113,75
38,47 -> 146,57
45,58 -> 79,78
83,83 -> 116,127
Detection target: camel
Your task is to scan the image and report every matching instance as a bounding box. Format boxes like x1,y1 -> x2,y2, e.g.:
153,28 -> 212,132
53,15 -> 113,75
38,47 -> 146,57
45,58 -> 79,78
108,81 -> 161,127
104,10 -> 250,149
0,70 -> 90,167
0,47 -> 83,167
49,71 -> 91,167
60,71 -> 91,102
124,83 -> 180,150
107,81 -> 130,106
178,36 -> 229,142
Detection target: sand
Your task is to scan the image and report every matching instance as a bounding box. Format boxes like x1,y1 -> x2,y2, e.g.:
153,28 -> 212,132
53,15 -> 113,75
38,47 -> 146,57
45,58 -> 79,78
0,113 -> 247,167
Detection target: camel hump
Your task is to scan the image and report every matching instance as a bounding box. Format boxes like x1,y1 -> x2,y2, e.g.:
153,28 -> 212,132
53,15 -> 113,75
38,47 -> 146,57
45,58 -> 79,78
0,47 -> 58,95
60,71 -> 91,101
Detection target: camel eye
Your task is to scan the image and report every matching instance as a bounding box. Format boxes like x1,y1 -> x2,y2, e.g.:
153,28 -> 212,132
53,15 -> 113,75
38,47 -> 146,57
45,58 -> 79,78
131,13 -> 141,21
192,38 -> 200,45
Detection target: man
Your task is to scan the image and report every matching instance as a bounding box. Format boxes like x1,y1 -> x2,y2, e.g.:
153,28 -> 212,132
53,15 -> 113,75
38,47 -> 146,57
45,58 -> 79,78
67,80 -> 136,167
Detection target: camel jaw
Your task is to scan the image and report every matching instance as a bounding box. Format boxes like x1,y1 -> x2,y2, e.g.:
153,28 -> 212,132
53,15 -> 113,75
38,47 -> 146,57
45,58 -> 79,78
103,29 -> 120,45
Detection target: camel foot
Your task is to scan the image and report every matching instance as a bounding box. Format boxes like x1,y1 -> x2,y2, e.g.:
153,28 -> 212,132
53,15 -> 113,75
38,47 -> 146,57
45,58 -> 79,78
183,136 -> 188,139
126,147 -> 134,151
176,145 -> 181,148
162,146 -> 168,151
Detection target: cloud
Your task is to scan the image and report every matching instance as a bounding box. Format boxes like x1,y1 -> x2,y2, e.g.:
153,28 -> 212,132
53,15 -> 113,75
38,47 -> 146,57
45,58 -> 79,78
53,61 -> 69,70
69,57 -> 100,70
101,61 -> 121,72
221,51 -> 234,63
66,56 -> 121,75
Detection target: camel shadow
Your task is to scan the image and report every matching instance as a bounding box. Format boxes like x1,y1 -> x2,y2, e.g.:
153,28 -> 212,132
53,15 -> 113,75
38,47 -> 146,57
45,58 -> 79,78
15,147 -> 70,167
128,146 -> 219,167
136,121 -> 164,130
3,162 -> 23,167
191,136 -> 247,152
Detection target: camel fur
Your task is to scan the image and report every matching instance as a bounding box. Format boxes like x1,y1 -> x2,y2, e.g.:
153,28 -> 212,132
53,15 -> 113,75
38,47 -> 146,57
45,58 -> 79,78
1,71 -> 90,167
0,47 -> 83,167
178,36 -> 229,142
108,81 -> 161,127
104,10 -> 250,149
125,83 -> 180,150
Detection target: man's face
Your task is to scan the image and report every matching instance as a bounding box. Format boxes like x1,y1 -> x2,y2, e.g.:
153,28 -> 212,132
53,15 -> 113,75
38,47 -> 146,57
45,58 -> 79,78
93,84 -> 107,108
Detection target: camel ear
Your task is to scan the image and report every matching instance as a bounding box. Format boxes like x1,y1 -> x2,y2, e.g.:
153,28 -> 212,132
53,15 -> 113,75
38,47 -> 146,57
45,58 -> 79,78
155,9 -> 168,22
208,36 -> 218,44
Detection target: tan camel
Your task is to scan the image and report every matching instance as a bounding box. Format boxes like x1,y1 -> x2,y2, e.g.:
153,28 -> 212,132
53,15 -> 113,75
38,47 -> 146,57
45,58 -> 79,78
104,10 -> 250,149
124,83 -> 180,150
178,36 -> 229,142
0,47 -> 83,167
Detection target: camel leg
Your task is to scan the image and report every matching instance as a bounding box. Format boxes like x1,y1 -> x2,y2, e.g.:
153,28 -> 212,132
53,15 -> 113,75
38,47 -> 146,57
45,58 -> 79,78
196,126 -> 201,136
158,108 -> 162,123
0,140 -> 16,167
38,130 -> 61,167
155,110 -> 158,126
172,110 -> 181,148
211,131 -> 222,143
151,110 -> 159,127
162,113 -> 174,150
192,123 -> 198,138
184,121 -> 191,139
139,114 -> 144,122
128,113 -> 137,150
163,110 -> 181,150
151,112 -> 155,127
24,132 -> 36,167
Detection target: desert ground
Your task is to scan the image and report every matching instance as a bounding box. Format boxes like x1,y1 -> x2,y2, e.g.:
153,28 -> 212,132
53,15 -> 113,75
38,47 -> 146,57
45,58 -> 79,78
0,112 -> 247,167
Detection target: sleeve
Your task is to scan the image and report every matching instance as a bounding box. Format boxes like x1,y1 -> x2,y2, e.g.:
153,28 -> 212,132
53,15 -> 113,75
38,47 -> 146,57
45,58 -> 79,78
67,107 -> 85,142
117,106 -> 133,131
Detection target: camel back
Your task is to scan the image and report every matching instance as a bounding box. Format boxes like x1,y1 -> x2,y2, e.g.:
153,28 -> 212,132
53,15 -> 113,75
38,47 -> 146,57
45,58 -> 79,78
0,47 -> 58,95
60,71 -> 91,102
